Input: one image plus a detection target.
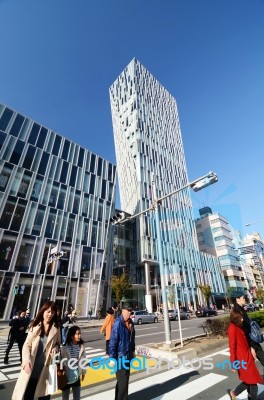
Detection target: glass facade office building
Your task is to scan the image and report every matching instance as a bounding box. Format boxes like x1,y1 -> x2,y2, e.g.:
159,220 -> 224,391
0,103 -> 116,319
110,59 -> 225,310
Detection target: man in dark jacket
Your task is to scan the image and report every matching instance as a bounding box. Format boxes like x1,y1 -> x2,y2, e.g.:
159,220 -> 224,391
109,306 -> 135,400
4,309 -> 30,364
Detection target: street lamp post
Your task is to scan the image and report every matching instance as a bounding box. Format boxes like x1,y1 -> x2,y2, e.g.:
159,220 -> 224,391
111,171 -> 218,345
246,220 -> 264,227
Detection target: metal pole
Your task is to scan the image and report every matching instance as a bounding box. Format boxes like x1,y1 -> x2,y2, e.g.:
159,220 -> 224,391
153,183 -> 171,345
37,243 -> 52,311
173,271 -> 183,347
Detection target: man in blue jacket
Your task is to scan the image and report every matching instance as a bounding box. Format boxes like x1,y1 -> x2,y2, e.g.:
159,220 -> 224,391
109,306 -> 135,400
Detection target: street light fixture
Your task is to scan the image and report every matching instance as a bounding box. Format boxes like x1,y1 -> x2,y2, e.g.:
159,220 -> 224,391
110,171 -> 218,345
246,219 -> 264,227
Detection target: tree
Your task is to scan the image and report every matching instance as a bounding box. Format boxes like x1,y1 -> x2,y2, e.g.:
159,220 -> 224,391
110,272 -> 132,308
226,286 -> 236,309
255,289 -> 264,305
167,285 -> 176,308
197,284 -> 212,306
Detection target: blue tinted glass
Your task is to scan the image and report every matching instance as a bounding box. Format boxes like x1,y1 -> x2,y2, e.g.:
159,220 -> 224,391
89,174 -> 95,194
10,200 -> 26,231
9,114 -> 25,137
22,145 -> 36,170
52,135 -> 62,156
0,197 -> 16,228
62,139 -> 70,160
70,165 -> 77,187
0,108 -> 13,131
38,152 -> 49,175
28,123 -> 40,145
45,208 -> 57,238
60,161 -> 69,184
101,179 -> 106,199
0,163 -> 13,191
97,158 -> 102,177
9,140 -> 25,164
36,127 -> 48,148
108,164 -> 112,181
66,214 -> 75,242
78,148 -> 84,168
0,131 -> 7,151
90,154 -> 96,173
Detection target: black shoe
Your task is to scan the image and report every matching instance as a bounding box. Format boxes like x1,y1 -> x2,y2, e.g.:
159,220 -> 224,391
4,358 -> 8,364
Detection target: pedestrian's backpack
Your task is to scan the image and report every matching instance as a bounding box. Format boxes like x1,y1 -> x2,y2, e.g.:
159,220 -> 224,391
249,320 -> 264,343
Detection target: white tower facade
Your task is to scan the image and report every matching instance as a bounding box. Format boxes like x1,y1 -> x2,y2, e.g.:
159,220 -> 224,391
110,59 -> 225,309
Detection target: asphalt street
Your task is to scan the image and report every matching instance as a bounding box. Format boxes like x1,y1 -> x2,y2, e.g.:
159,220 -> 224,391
3,313 -> 254,400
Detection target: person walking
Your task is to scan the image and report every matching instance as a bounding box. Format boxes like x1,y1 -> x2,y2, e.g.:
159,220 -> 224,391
233,293 -> 264,366
12,300 -> 61,400
4,309 -> 30,364
100,308 -> 115,355
228,308 -> 263,400
60,325 -> 86,400
109,306 -> 135,400
97,305 -> 102,321
62,311 -> 70,345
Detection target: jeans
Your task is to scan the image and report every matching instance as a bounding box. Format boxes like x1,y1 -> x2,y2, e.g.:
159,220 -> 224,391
62,327 -> 68,344
61,379 -> 81,400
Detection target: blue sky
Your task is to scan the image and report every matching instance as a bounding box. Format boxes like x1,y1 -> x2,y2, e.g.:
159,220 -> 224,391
0,0 -> 264,238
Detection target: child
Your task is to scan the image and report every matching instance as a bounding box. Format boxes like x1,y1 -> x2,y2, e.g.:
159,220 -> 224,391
60,325 -> 87,400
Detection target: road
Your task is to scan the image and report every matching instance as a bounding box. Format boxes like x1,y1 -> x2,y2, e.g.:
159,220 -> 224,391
82,317 -> 207,348
1,315 -> 238,400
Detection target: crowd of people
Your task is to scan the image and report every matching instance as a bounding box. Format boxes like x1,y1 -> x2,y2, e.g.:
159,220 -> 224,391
3,296 -> 264,400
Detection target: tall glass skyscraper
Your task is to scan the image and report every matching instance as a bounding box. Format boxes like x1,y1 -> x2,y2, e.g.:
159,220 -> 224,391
110,58 -> 225,310
0,103 -> 116,319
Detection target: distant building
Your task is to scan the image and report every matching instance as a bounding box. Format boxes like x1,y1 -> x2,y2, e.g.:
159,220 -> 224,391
236,231 -> 264,298
110,59 -> 225,310
0,103 -> 116,319
196,207 -> 244,295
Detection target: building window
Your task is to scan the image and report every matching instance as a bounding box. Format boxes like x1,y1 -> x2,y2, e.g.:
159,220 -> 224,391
36,127 -> 48,148
45,209 -> 57,238
52,135 -> 62,156
10,200 -> 27,231
32,206 -> 46,236
0,238 -> 16,270
9,140 -> 25,165
0,197 -> 16,229
0,163 -> 13,191
57,185 -> 67,210
14,240 -> 34,272
9,114 -> 25,137
0,108 -> 13,131
17,171 -> 32,197
28,123 -> 40,145
22,145 -> 36,170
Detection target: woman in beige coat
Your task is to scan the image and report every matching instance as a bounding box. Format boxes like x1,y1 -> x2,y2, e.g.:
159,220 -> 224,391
12,301 -> 61,400
100,308 -> 114,355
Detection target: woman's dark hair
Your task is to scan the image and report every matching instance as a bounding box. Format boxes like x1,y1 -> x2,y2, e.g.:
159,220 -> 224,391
65,325 -> 83,345
31,301 -> 59,335
230,309 -> 243,327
